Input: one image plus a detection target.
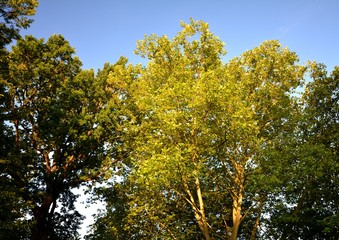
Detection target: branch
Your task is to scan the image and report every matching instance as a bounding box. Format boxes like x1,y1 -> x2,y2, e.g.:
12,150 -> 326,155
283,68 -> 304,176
144,208 -> 178,240
43,151 -> 51,175
241,193 -> 267,224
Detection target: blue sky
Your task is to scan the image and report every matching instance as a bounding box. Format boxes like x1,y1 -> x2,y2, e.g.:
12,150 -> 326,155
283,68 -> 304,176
22,0 -> 339,72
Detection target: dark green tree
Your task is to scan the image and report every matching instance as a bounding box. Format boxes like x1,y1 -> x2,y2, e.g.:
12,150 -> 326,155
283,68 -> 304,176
0,34 -> 121,240
1,1 -> 38,238
261,64 -> 339,239
0,0 -> 38,47
1,0 -> 38,106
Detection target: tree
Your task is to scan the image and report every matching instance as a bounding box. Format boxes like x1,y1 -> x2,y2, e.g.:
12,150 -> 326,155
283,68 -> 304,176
0,1 -> 38,238
1,0 -> 38,102
88,20 -> 305,239
262,63 -> 339,239
128,19 -> 226,240
85,58 -> 145,240
218,40 -> 305,239
0,0 -> 38,47
0,34 -> 120,239
88,19 -> 226,239
1,0 -> 38,162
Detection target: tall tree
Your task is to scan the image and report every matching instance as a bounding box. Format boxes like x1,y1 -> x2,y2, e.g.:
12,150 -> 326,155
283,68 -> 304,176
0,34 -> 120,239
128,19 -> 226,240
88,19 -> 227,240
1,0 -> 38,157
0,0 -> 38,103
218,40 -> 305,239
262,63 -> 339,239
85,58 -> 146,240
88,20 -> 305,240
1,1 -> 38,237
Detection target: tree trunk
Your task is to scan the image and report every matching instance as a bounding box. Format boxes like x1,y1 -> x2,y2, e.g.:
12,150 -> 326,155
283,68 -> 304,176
31,206 -> 50,240
230,163 -> 244,240
31,226 -> 49,240
30,191 -> 57,240
195,176 -> 211,240
231,193 -> 242,240
195,214 -> 211,240
182,175 -> 211,240
250,196 -> 265,240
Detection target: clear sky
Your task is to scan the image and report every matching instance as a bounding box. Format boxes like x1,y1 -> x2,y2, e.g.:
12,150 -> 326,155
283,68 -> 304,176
22,0 -> 339,72
20,0 -> 339,237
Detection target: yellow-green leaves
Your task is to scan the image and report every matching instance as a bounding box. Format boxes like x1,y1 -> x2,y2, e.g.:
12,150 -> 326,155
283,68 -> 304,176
118,21 -> 309,239
80,19 -> 338,240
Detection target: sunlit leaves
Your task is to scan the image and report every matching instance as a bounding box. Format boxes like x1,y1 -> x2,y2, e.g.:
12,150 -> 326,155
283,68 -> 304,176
91,20 -> 309,240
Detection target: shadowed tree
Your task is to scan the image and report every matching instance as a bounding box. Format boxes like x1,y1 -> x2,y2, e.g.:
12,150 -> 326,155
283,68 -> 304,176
1,1 -> 38,238
261,63 -> 339,239
1,34 -> 124,239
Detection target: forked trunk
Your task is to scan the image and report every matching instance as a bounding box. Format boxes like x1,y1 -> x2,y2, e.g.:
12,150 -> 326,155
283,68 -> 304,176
182,175 -> 211,240
195,176 -> 211,240
230,163 -> 245,240
194,209 -> 211,240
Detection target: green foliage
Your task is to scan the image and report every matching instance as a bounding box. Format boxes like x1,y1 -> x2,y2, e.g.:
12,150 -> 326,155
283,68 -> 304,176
49,190 -> 84,240
89,20 -> 338,240
261,64 -> 339,239
0,0 -> 38,47
1,13 -> 337,239
0,1 -> 38,237
0,34 -> 122,239
88,19 -> 312,240
0,173 -> 31,239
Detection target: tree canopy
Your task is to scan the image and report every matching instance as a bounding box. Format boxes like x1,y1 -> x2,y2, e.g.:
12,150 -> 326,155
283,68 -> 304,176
0,34 -> 127,239
86,20 -> 338,240
0,0 -> 38,48
0,3 -> 338,239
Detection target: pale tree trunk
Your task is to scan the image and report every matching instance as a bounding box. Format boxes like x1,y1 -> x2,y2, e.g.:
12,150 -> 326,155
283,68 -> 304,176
193,210 -> 211,240
195,176 -> 211,240
182,140 -> 211,240
182,175 -> 211,240
231,193 -> 243,240
230,163 -> 245,240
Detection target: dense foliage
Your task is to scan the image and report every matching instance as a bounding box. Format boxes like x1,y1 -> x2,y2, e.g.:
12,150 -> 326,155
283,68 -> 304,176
87,20 -> 338,240
0,34 -> 126,239
0,0 -> 38,47
0,2 -> 337,239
